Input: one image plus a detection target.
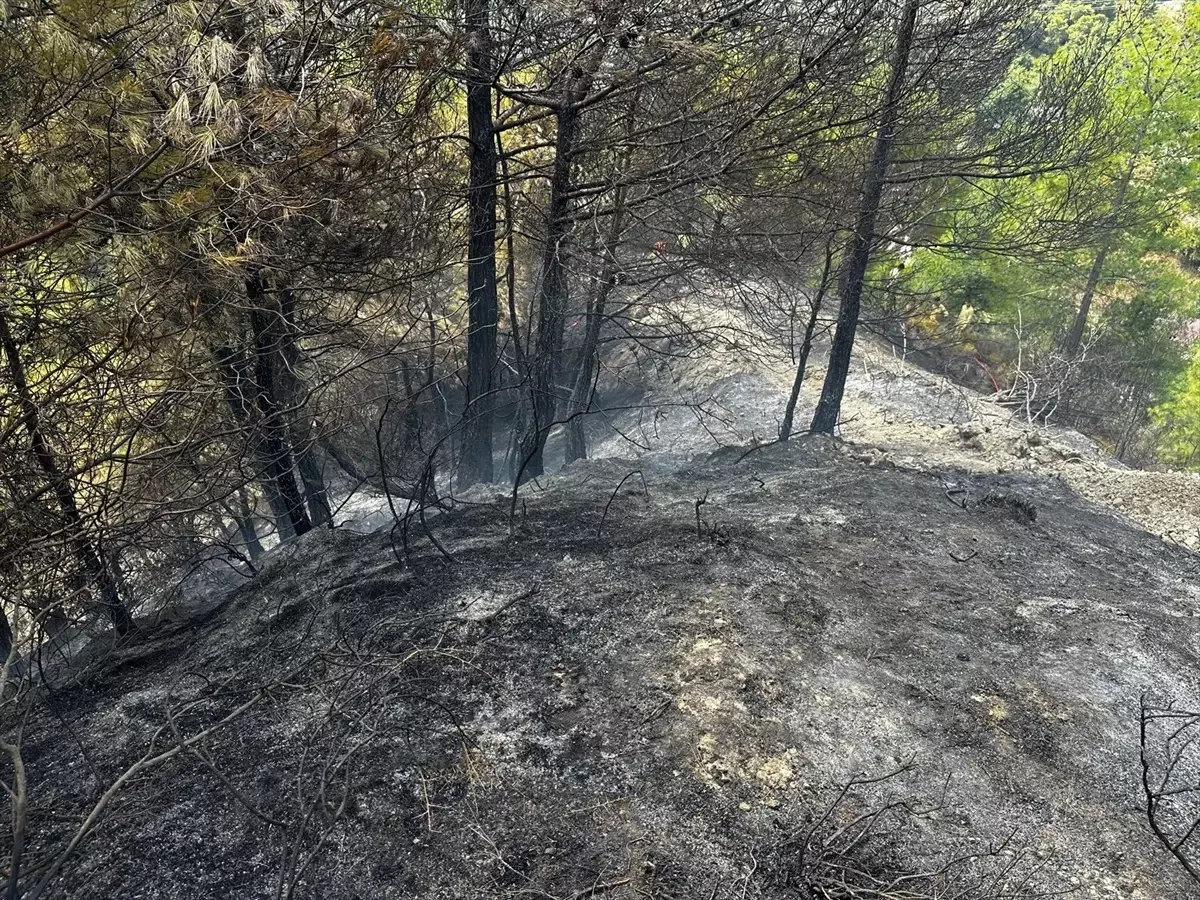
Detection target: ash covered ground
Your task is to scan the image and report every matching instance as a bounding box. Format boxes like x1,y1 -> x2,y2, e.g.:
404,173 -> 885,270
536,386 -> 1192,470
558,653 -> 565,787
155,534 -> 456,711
6,325 -> 1200,899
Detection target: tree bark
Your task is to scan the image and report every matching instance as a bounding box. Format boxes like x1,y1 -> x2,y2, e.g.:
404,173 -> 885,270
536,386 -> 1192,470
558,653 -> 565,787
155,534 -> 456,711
0,604 -> 18,677
515,102 -> 581,482
275,287 -> 331,528
513,7 -> 622,481
235,488 -> 266,561
294,447 -> 331,528
322,440 -> 370,484
245,275 -> 312,538
562,198 -> 627,465
562,87 -> 641,465
460,0 -> 501,487
0,307 -> 135,635
780,244 -> 835,442
562,276 -> 609,465
213,344 -> 298,540
811,0 -> 919,435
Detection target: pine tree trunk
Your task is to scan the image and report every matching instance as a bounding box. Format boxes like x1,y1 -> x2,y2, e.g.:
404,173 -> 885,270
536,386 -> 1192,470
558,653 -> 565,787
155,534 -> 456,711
1064,244 -> 1109,357
0,604 -> 16,676
213,344 -> 299,540
811,0 -> 919,435
516,102 -> 581,483
460,0 -> 500,487
562,88 -> 639,466
562,203 -> 624,465
275,288 -> 331,528
236,489 -> 266,561
780,245 -> 835,441
513,7 -> 622,483
562,290 -> 603,465
0,308 -> 135,634
1065,154 -> 1136,357
246,275 -> 312,538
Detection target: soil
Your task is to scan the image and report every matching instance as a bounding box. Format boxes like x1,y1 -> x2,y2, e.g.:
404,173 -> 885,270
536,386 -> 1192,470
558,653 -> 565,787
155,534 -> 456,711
5,319 -> 1200,899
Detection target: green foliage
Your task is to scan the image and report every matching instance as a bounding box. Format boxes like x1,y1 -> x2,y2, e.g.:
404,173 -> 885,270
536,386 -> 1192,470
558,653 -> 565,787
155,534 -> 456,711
1153,344 -> 1200,467
900,0 -> 1200,456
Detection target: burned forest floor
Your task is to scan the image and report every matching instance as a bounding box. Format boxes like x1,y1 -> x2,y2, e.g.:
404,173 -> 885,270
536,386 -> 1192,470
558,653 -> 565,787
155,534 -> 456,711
7,322 -> 1200,900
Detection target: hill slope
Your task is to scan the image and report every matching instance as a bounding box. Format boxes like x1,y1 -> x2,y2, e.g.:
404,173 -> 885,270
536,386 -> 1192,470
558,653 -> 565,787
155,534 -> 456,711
10,437 -> 1199,899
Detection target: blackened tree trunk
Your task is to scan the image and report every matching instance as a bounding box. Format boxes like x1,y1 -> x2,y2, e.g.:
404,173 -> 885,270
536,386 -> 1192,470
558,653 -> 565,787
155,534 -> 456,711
246,275 -> 312,538
511,3 -> 625,483
460,0 -> 501,487
213,344 -> 298,540
515,102 -> 581,482
235,488 -> 266,561
0,307 -> 135,635
562,194 -> 627,465
276,287 -> 331,528
811,0 -> 919,435
294,448 -> 331,528
780,243 -> 836,442
0,604 -> 17,675
322,439 -> 371,484
562,88 -> 640,465
562,265 -> 611,465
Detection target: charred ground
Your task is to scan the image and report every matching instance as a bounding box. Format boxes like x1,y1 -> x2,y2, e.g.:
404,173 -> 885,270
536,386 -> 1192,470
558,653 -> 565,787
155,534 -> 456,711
9,436 -> 1199,899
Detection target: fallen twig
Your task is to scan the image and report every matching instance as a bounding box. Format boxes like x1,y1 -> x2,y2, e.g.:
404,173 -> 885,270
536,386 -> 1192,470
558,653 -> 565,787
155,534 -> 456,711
944,487 -> 969,510
567,876 -> 632,900
597,471 -> 647,539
